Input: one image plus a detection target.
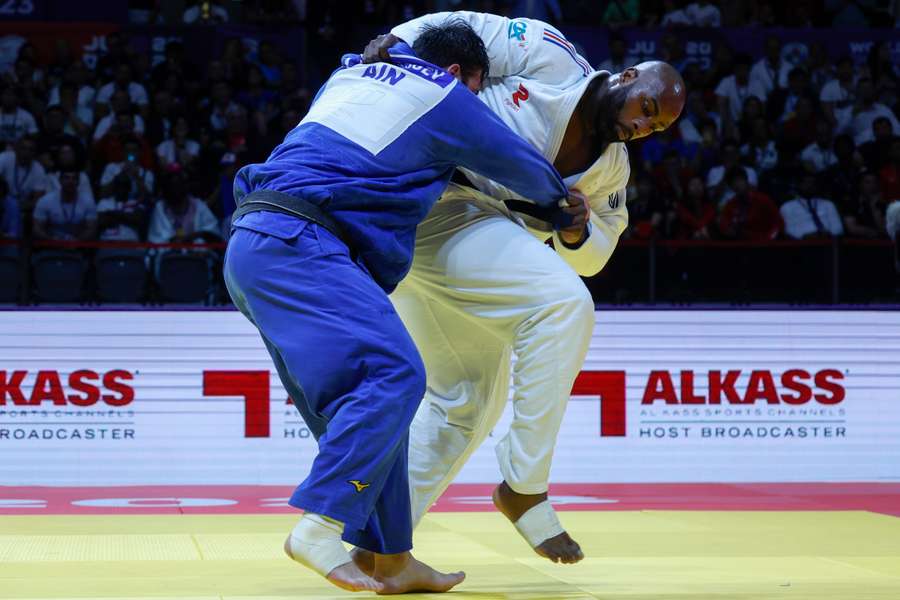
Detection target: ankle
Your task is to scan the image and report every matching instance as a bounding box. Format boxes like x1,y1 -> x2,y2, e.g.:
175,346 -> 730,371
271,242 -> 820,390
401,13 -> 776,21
373,551 -> 412,577
495,481 -> 548,522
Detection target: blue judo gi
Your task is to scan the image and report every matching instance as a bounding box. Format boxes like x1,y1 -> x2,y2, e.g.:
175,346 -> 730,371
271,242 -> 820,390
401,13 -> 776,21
224,49 -> 569,554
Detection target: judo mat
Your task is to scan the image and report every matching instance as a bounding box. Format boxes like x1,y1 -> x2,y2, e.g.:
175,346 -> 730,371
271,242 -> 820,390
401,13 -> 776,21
1,483 -> 899,600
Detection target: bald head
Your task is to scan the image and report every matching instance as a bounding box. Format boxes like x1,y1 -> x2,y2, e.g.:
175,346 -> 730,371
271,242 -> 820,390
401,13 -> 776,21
605,60 -> 686,142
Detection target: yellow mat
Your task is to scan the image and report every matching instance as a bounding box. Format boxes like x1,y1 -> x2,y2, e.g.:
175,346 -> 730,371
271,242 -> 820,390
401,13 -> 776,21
1,511 -> 899,599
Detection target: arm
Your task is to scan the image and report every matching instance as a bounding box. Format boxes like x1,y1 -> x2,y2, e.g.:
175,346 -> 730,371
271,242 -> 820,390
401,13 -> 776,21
549,145 -> 631,275
439,87 -> 568,208
552,188 -> 628,275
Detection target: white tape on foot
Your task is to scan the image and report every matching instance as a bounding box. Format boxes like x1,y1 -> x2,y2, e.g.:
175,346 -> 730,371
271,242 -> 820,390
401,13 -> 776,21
286,513 -> 352,576
513,500 -> 565,548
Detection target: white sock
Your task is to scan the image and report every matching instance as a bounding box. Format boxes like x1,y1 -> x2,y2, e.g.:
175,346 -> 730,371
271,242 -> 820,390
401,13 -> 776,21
286,513 -> 352,576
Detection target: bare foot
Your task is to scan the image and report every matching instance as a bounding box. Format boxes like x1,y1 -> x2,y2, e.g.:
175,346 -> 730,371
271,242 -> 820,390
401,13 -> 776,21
283,535 -> 383,593
492,481 -> 584,564
350,547 -> 375,576
373,551 -> 465,594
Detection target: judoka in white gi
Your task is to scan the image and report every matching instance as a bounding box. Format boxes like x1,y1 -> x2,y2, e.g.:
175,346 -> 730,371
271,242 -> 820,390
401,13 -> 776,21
353,11 -> 686,567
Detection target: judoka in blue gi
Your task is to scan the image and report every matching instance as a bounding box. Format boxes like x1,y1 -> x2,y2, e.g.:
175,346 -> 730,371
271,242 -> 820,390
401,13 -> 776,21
224,21 -> 577,594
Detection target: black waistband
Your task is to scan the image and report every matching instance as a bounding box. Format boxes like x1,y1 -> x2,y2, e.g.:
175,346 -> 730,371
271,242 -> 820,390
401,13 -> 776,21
231,189 -> 354,254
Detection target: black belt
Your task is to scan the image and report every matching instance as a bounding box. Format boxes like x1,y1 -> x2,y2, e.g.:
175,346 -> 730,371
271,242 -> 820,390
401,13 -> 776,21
452,170 -> 572,228
231,189 -> 355,254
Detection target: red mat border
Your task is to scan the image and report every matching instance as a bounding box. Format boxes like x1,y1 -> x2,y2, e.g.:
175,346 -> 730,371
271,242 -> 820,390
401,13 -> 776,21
1,483 -> 898,517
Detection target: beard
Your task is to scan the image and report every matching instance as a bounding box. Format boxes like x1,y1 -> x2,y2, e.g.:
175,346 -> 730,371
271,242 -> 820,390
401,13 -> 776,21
591,75 -> 631,152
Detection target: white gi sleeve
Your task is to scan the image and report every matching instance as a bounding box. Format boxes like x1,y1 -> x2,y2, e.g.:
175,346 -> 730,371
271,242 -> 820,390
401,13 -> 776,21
549,144 -> 631,277
551,188 -> 628,276
392,11 -> 538,79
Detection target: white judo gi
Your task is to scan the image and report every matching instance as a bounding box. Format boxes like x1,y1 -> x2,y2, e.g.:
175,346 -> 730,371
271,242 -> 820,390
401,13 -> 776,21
389,11 -> 631,524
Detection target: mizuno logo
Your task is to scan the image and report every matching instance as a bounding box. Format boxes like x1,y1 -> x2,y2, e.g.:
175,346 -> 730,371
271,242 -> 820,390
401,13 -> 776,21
348,480 -> 371,493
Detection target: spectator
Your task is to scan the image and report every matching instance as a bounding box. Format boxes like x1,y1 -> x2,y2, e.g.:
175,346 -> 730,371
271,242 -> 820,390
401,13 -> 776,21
767,67 -> 813,124
93,111 -> 153,167
93,90 -> 146,141
627,174 -> 665,239
737,95 -> 764,141
96,172 -> 148,242
597,34 -> 637,74
236,65 -> 278,117
251,41 -> 283,87
147,167 -> 219,245
741,116 -> 778,174
719,167 -> 783,240
157,116 -> 199,170
150,41 -> 198,91
824,134 -> 865,216
679,91 -> 721,145
32,168 -> 97,241
207,81 -> 240,131
867,40 -> 899,110
805,42 -> 833,96
0,86 -> 38,148
673,175 -> 716,239
219,37 -> 248,85
715,54 -> 765,136
144,89 -> 176,147
95,32 -> 133,81
842,171 -> 888,238
0,136 -> 48,216
47,61 -> 96,110
819,56 -> 856,135
779,96 -> 818,163
684,0 -> 722,26
37,105 -> 85,170
0,176 -> 18,243
780,173 -> 844,239
95,63 -> 149,110
880,138 -> 900,203
652,148 -> 695,202
851,77 -> 900,146
749,36 -> 784,100
100,136 -> 154,198
46,142 -> 94,203
660,33 -> 691,73
859,116 -> 897,172
55,82 -> 93,139
183,0 -> 230,24
706,139 -> 758,204
661,0 -> 691,26
801,121 -> 838,174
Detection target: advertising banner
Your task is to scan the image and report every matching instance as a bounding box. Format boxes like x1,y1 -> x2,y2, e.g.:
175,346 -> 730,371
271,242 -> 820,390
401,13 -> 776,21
1,310 -> 898,485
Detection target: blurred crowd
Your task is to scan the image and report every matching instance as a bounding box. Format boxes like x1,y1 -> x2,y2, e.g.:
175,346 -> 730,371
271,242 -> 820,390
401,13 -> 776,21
0,0 -> 898,302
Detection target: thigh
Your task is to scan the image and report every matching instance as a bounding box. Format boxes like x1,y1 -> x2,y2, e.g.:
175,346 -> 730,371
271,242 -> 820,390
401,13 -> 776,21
392,281 -> 511,430
411,187 -> 585,329
225,223 -> 423,421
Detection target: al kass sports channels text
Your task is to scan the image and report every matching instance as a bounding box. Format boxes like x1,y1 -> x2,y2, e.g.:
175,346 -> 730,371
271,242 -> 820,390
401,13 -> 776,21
0,369 -> 136,441
635,368 -> 848,439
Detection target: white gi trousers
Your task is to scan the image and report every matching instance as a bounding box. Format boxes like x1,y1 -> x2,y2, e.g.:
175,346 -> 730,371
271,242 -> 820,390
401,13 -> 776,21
390,184 -> 595,526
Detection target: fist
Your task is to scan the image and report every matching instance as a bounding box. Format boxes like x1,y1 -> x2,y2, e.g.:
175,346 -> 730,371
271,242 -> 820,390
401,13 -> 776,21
558,190 -> 590,245
363,34 -> 399,64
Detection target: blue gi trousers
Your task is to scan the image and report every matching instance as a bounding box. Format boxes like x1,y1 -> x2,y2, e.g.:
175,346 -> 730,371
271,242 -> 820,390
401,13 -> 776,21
223,211 -> 424,554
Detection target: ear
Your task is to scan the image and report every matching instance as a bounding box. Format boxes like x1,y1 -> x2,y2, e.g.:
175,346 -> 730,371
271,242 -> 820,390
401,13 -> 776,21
619,67 -> 639,84
446,63 -> 461,77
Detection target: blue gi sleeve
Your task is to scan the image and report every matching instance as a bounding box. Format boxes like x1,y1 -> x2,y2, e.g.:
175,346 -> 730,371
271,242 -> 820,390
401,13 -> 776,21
432,86 -> 568,208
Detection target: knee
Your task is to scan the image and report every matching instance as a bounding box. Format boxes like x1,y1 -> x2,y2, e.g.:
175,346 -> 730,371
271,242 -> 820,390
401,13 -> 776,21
546,272 -> 595,326
397,352 -> 427,413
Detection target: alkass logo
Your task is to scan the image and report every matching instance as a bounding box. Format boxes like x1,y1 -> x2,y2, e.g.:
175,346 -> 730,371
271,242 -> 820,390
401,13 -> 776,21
208,369 -> 846,439
0,370 -> 135,406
